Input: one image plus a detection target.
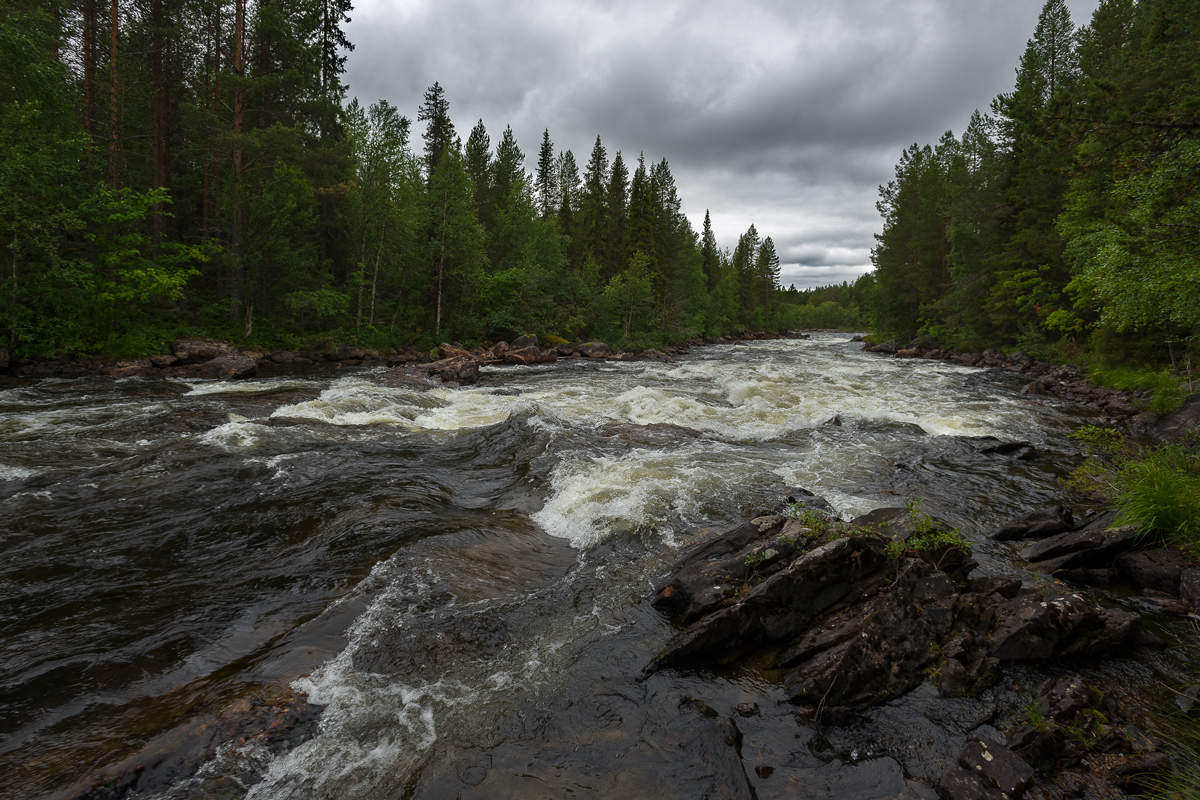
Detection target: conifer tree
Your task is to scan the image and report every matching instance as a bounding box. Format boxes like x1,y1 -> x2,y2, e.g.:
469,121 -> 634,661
464,119 -> 492,221
535,128 -> 556,219
418,81 -> 455,180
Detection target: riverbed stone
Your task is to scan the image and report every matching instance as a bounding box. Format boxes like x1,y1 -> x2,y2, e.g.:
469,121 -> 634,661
170,337 -> 237,364
988,594 -> 1137,663
988,505 -> 1074,541
415,356 -> 479,385
194,353 -> 257,380
578,340 -> 611,358
1114,547 -> 1188,594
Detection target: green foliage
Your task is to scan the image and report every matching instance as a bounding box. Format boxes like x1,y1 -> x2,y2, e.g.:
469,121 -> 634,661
1065,425 -> 1200,553
884,499 -> 972,560
867,0 -> 1200,380
1090,366 -> 1185,413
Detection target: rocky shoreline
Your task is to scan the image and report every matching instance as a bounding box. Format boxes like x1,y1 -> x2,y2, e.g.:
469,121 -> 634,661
643,484 -> 1195,800
0,330 -> 810,384
860,338 -> 1150,427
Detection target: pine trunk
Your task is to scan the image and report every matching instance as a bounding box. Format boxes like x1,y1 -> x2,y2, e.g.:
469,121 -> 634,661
83,0 -> 97,136
107,0 -> 121,189
229,0 -> 246,323
150,0 -> 169,242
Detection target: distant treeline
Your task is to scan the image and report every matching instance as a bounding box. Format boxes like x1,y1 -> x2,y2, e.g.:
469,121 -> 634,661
2,1 -> 800,358
870,0 -> 1199,372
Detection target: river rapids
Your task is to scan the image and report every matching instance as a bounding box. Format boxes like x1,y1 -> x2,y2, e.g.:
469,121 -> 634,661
0,335 -> 1099,799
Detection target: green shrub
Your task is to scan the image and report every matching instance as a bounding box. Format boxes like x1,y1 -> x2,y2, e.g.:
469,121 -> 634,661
1115,444 -> 1200,552
1065,425 -> 1200,553
1089,365 -> 1185,413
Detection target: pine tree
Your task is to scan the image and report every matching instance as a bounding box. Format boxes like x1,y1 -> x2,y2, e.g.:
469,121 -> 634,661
580,135 -> 608,262
464,119 -> 491,221
418,81 -> 455,180
601,151 -> 628,278
701,210 -> 719,290
535,128 -> 556,219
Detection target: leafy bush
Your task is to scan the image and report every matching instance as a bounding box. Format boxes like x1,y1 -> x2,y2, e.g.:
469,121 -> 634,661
1090,365 -> 1185,413
1065,426 -> 1200,553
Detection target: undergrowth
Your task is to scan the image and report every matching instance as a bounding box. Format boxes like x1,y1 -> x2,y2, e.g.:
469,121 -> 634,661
1089,365 -> 1188,414
1065,425 -> 1200,555
883,499 -> 972,560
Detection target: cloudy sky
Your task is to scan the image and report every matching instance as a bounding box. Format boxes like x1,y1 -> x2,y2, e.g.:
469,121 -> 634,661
344,0 -> 1098,289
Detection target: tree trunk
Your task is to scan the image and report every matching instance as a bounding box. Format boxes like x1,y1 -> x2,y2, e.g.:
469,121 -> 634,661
83,0 -> 97,136
150,0 -> 169,243
369,228 -> 383,326
435,192 -> 448,338
229,0 -> 246,323
107,0 -> 121,189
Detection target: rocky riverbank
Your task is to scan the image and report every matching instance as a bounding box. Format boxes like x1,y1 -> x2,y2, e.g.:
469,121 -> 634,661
860,338 -> 1145,425
644,488 -> 1195,799
0,331 -> 809,384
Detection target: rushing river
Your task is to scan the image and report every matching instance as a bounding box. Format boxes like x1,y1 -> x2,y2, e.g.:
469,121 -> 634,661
0,335 -> 1097,799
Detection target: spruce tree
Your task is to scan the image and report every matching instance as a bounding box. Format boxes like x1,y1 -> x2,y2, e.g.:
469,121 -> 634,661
418,81 -> 455,180
535,128 -> 556,219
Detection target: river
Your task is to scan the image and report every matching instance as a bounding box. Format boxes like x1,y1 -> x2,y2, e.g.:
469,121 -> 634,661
0,334 -> 1095,798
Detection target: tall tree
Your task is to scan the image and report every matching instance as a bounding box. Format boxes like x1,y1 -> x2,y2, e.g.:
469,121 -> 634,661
418,81 -> 455,180
535,128 -> 556,219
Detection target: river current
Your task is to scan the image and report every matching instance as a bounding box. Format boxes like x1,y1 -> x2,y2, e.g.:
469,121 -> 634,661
0,335 -> 1095,798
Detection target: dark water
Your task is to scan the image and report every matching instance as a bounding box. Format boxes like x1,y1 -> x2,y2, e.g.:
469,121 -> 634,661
0,336 -> 1097,798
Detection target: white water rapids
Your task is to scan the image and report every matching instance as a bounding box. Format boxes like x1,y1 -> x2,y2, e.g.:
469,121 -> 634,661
0,335 -> 1093,799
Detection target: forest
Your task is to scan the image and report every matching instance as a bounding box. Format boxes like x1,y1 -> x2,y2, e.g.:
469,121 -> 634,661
1,0 -> 809,360
867,0 -> 1200,388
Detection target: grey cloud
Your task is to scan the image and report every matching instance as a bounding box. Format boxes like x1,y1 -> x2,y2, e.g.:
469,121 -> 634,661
346,0 -> 1101,286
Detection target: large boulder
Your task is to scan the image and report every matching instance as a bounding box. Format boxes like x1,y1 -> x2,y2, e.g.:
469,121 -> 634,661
170,337 -> 237,364
648,503 -> 1141,717
578,340 -> 611,358
417,356 -> 479,385
503,345 -> 556,365
194,353 -> 258,380
437,342 -> 473,360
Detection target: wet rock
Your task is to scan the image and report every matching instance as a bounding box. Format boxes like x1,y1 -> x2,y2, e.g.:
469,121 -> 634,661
1055,567 -> 1117,587
149,353 -> 178,368
988,506 -> 1074,542
784,757 -> 917,800
1114,547 -> 1188,594
950,352 -> 982,367
1153,394 -> 1200,441
1021,521 -> 1138,570
107,359 -> 155,378
511,333 -> 539,349
504,345 -> 556,365
897,347 -> 921,358
578,340 -> 611,358
333,344 -> 366,361
649,535 -> 895,675
866,340 -> 899,354
170,337 -> 236,364
415,356 -> 479,385
651,518 -> 788,626
958,738 -> 1034,798
1180,568 -> 1200,614
988,594 -> 1137,663
978,440 -> 1037,460
436,342 -> 472,360
194,353 -> 257,380
75,689 -> 321,800
936,739 -> 1037,800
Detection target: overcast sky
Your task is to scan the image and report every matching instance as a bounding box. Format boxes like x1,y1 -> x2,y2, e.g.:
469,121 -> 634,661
344,0 -> 1098,289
